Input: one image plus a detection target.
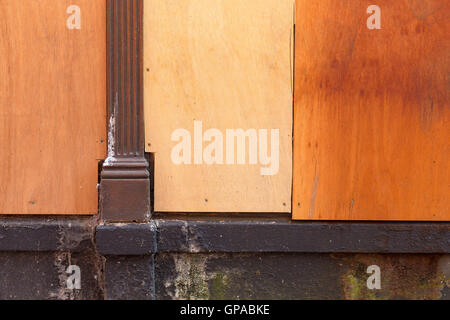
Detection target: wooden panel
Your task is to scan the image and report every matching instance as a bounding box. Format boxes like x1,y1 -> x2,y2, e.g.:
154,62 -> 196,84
144,0 -> 294,212
293,0 -> 449,220
0,0 -> 106,214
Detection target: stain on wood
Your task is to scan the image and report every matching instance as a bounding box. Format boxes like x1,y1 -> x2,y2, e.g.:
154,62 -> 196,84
0,0 -> 106,214
293,0 -> 449,220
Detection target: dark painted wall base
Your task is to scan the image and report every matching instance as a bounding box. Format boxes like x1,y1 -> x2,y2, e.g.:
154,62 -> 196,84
143,252 -> 450,300
0,216 -> 105,300
0,251 -> 104,300
0,217 -> 448,300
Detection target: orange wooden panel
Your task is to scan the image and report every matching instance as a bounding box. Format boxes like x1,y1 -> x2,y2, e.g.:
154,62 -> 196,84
0,0 -> 106,214
293,0 -> 449,220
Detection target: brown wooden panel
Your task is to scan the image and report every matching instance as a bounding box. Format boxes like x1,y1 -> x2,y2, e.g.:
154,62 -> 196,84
144,0 -> 294,212
0,0 -> 106,214
293,0 -> 449,220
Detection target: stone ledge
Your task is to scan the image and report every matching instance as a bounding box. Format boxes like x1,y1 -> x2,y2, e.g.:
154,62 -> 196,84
96,218 -> 450,255
0,216 -> 96,252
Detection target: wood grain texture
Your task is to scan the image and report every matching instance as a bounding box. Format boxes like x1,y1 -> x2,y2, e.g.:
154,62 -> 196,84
0,0 -> 106,214
144,0 -> 294,212
293,0 -> 449,220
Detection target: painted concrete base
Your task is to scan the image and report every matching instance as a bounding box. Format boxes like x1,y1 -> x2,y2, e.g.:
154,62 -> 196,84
104,253 -> 449,300
0,252 -> 448,300
0,217 -> 448,300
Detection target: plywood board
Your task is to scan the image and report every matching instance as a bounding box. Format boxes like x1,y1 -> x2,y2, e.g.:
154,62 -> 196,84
144,0 -> 294,212
0,0 -> 106,214
293,0 -> 449,220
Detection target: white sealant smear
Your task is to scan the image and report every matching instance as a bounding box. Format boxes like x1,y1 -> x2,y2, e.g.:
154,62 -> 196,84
104,111 -> 117,166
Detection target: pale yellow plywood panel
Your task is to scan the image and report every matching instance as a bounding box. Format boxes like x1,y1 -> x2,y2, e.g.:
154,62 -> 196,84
0,0 -> 106,214
144,0 -> 294,212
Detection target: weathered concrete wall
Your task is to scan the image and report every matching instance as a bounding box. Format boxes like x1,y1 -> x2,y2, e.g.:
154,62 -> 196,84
0,250 -> 104,300
1,251 -> 448,300
103,253 -> 449,300
0,217 -> 449,300
0,217 -> 105,300
98,219 -> 450,300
